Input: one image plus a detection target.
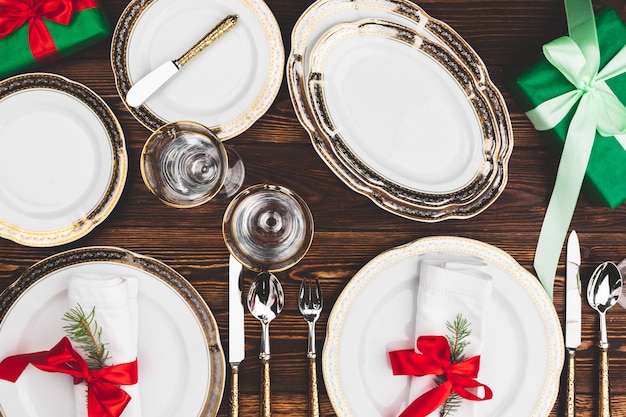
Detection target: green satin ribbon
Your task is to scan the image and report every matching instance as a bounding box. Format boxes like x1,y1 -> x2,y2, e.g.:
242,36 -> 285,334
527,0 -> 626,299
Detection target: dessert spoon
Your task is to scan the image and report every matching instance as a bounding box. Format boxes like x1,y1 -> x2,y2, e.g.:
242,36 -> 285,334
587,261 -> 622,417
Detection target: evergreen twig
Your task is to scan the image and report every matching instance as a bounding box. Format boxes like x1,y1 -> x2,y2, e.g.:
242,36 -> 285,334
439,314 -> 472,417
445,314 -> 472,363
62,304 -> 110,370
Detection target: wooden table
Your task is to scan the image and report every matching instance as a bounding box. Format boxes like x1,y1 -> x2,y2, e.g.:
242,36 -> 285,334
1,0 -> 626,415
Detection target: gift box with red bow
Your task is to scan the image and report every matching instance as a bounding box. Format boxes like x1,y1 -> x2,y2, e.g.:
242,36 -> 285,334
0,0 -> 109,78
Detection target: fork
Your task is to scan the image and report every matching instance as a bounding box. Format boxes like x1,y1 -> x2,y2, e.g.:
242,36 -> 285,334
299,277 -> 323,417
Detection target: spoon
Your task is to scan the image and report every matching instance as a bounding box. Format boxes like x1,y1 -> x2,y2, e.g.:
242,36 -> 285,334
587,261 -> 622,417
247,272 -> 284,417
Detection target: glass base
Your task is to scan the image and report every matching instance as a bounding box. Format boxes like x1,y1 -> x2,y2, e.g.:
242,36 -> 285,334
216,145 -> 245,199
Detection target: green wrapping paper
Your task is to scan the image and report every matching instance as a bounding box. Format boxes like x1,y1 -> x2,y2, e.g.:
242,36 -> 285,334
511,7 -> 626,208
0,3 -> 109,79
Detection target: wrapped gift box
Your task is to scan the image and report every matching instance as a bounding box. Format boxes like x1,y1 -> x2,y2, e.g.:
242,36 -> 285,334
511,7 -> 626,208
0,0 -> 110,78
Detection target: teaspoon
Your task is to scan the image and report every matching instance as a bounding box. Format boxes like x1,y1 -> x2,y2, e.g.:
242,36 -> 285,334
587,261 -> 622,417
247,272 -> 284,417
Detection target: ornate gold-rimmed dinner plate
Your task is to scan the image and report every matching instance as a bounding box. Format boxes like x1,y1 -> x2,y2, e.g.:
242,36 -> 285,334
112,0 -> 284,139
322,236 -> 563,417
0,73 -> 127,247
287,0 -> 513,221
0,247 -> 225,417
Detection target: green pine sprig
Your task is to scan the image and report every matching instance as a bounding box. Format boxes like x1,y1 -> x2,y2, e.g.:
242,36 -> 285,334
445,314 -> 472,363
439,313 -> 473,417
62,304 -> 110,370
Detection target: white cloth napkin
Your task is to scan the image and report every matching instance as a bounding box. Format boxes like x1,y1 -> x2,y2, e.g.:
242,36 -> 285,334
67,273 -> 141,417
408,259 -> 493,417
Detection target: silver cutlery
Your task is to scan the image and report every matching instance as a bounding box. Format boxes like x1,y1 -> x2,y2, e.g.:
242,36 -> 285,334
565,230 -> 581,417
247,272 -> 284,417
126,14 -> 238,107
298,277 -> 323,417
587,261 -> 622,417
228,255 -> 245,417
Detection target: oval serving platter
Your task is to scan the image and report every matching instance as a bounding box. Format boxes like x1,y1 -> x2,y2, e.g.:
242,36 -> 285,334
309,20 -> 495,194
0,73 -> 127,247
288,0 -> 512,221
112,0 -> 284,139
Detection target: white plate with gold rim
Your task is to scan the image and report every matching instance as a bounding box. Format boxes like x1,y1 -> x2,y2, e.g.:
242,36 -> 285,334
322,236 -> 563,417
112,0 -> 284,139
287,0 -> 512,221
0,73 -> 127,247
0,247 -> 225,417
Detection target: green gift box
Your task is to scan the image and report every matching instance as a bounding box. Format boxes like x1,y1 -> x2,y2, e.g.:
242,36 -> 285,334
0,0 -> 110,79
511,7 -> 626,208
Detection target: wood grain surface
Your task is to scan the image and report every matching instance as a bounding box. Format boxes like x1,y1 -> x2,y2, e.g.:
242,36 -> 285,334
1,0 -> 626,416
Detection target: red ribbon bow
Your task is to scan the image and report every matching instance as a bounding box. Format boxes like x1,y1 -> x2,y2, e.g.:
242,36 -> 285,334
0,337 -> 138,417
388,335 -> 493,417
0,0 -> 97,61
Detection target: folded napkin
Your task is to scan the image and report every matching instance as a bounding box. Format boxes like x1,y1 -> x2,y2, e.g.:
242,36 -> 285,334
408,260 -> 493,417
67,274 -> 141,417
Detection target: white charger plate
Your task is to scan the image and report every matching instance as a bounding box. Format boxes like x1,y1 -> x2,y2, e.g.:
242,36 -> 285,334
322,236 -> 563,417
112,0 -> 284,139
0,73 -> 127,247
0,247 -> 225,417
287,0 -> 513,221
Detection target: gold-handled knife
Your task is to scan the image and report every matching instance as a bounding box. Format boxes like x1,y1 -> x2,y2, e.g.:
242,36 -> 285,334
229,255 -> 245,417
126,14 -> 238,108
565,230 -> 581,417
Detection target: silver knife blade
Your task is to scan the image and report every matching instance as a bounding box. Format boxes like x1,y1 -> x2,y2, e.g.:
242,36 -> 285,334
565,230 -> 581,349
125,14 -> 237,108
229,255 -> 245,365
126,61 -> 179,107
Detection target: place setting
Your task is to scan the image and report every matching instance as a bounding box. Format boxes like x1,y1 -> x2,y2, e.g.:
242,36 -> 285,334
0,0 -> 290,416
223,183 -> 316,417
0,0 -> 625,416
111,0 -> 284,139
322,236 -> 563,417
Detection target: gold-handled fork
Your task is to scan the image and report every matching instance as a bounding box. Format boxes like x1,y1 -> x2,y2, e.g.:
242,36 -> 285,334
299,277 -> 323,417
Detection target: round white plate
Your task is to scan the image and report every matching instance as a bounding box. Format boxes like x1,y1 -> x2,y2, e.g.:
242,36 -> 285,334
0,73 -> 127,247
287,0 -> 513,221
323,236 -> 563,417
0,247 -> 225,417
112,0 -> 284,139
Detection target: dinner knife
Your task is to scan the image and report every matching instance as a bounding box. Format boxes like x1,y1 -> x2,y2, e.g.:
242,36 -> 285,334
229,255 -> 245,417
565,230 -> 581,417
125,14 -> 238,108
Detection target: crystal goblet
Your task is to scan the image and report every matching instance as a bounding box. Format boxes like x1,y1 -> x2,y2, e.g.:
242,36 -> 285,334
223,184 -> 314,272
140,121 -> 244,207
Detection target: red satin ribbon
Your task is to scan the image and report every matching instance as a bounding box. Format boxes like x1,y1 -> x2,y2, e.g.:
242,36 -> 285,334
0,0 -> 99,61
388,336 -> 493,417
0,337 -> 138,417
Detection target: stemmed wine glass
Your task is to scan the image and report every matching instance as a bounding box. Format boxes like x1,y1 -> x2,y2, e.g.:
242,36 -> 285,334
223,183 -> 314,272
222,184 -> 314,417
140,121 -> 245,207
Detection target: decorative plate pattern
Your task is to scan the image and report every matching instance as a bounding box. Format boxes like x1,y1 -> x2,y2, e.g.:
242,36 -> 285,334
0,73 -> 127,247
0,247 -> 225,417
322,236 -> 563,417
111,0 -> 284,139
287,0 -> 513,221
